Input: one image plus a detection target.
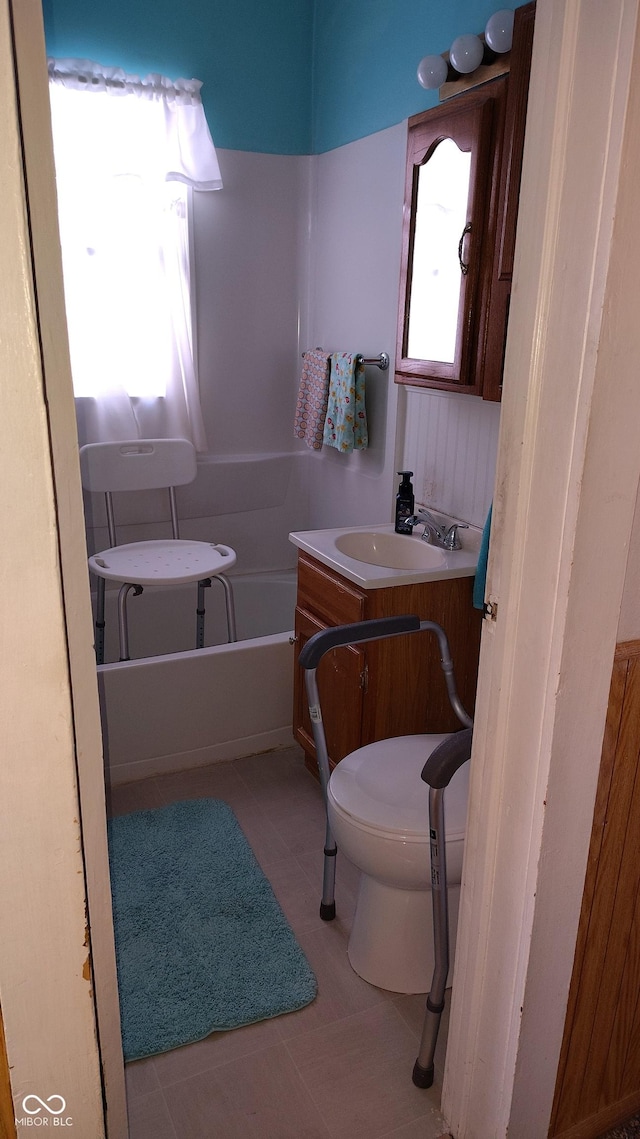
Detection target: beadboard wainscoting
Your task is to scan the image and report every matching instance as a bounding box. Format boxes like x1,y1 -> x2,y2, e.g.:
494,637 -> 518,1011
399,388 -> 501,528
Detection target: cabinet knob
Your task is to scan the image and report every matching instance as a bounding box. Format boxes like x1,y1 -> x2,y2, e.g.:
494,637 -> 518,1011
289,635 -> 299,645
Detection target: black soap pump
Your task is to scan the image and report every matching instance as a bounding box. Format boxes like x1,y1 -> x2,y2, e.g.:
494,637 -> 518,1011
395,471 -> 415,534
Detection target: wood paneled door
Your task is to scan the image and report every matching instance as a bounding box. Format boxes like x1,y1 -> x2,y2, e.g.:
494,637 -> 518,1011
550,641 -> 640,1138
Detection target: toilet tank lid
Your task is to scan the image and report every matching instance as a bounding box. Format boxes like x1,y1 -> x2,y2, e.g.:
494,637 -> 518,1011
328,734 -> 469,838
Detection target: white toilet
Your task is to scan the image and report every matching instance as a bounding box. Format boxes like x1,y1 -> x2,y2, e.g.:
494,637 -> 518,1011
327,733 -> 470,994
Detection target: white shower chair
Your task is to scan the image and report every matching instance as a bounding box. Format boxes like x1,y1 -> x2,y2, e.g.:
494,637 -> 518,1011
80,439 -> 237,663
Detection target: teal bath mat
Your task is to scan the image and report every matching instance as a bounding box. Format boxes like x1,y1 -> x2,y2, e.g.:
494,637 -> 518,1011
107,798 -> 317,1060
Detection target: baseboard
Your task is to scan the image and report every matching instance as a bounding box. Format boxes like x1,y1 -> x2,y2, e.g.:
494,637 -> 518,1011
106,726 -> 295,786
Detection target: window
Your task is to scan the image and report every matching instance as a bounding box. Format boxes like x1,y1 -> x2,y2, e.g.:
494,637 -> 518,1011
48,60 -> 222,449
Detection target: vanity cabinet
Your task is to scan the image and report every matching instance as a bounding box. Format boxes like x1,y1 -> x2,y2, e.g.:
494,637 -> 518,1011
293,552 -> 482,775
395,1 -> 535,400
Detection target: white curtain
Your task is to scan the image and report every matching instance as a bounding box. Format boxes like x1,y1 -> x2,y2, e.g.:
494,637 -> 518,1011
48,59 -> 223,451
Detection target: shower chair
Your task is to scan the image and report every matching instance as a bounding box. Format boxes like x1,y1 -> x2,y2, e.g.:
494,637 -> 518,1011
80,438 -> 237,663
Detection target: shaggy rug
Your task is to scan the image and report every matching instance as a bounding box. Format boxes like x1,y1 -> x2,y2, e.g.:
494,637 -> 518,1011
108,798 -> 317,1060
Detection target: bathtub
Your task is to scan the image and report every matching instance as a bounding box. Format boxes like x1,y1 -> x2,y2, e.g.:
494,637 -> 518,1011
97,570 -> 297,785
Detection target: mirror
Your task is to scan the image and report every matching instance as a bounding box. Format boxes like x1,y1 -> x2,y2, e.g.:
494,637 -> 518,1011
395,82 -> 505,393
406,139 -> 472,364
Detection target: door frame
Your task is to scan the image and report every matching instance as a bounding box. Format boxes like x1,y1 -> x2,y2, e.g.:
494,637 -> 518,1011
1,2 -> 127,1135
444,2 -> 640,1135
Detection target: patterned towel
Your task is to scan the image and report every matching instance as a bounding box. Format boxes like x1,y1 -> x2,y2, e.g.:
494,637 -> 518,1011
322,353 -> 368,453
294,349 -> 331,451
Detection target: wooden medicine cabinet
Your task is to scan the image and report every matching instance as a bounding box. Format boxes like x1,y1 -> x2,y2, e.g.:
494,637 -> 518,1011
395,1 -> 535,401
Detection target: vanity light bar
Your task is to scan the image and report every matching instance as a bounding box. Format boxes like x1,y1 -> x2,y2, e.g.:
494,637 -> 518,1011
417,8 -> 515,90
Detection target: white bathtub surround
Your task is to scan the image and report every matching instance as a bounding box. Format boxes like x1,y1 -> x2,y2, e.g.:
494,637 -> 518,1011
98,571 -> 297,784
100,633 -> 295,785
192,150 -> 310,457
301,125 -> 407,531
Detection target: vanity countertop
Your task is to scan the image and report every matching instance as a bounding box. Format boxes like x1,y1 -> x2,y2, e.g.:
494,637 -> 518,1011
289,520 -> 480,589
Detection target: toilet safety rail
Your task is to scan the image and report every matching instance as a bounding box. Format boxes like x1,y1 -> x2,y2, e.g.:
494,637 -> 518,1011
414,727 -> 473,1089
299,615 -> 473,1089
299,614 -> 472,918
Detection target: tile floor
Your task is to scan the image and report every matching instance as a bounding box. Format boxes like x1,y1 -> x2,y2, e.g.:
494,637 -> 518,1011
109,745 -> 451,1139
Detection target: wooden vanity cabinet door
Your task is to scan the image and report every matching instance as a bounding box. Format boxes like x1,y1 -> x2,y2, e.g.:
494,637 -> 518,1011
292,553 -> 482,772
293,554 -> 367,773
293,605 -> 365,771
364,575 -> 482,741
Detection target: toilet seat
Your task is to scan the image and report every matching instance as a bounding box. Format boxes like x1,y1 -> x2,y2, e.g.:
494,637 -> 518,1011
328,733 -> 469,841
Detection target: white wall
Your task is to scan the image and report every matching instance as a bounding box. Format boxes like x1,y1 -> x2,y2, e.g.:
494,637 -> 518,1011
301,124 -> 405,527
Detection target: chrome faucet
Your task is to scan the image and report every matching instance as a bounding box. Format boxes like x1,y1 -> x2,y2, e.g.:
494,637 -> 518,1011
407,509 -> 468,551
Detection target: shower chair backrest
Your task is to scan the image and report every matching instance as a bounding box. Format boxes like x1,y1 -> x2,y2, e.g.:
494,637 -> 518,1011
79,438 -> 197,547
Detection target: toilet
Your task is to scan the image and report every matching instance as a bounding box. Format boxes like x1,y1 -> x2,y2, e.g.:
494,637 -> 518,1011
327,733 -> 470,994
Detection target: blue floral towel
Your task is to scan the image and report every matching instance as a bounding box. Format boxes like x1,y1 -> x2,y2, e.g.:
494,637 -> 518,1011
323,352 -> 368,453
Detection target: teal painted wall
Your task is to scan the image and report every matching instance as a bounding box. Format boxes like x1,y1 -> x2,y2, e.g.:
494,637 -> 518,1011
312,0 -> 524,152
42,0 -> 314,154
42,0 -> 525,155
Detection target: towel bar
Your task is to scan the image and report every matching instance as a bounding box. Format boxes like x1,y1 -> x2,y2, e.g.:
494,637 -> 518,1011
302,350 -> 389,371
356,352 -> 389,371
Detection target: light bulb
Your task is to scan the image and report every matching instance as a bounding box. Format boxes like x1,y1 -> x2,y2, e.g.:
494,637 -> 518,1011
417,54 -> 449,90
449,33 -> 485,75
484,9 -> 514,53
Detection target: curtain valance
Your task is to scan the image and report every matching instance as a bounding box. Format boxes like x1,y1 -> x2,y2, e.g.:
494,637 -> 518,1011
48,58 -> 223,191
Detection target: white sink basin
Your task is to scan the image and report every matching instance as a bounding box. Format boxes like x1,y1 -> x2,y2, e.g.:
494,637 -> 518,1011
334,530 -> 447,571
289,521 -> 480,589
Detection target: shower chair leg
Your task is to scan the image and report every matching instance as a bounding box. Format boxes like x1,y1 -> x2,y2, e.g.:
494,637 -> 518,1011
117,582 -> 143,662
196,579 -> 209,649
95,576 -> 106,665
197,575 -> 237,647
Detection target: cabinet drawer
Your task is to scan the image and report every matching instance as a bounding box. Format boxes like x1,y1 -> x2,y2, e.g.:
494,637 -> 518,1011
297,554 -> 365,626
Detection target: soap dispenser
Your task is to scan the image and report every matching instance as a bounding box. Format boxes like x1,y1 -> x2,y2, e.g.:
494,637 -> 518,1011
395,471 -> 415,534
